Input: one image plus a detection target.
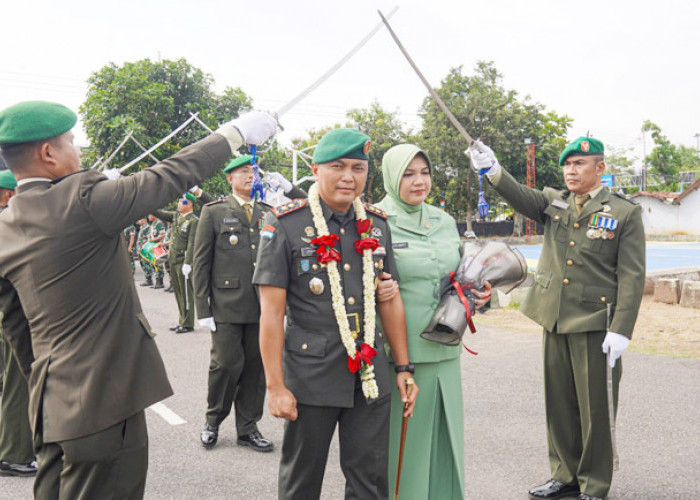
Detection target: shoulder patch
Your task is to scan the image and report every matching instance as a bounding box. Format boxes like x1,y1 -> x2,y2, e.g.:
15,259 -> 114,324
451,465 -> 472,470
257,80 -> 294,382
204,197 -> 226,207
271,198 -> 308,217
612,191 -> 635,204
363,202 -> 387,219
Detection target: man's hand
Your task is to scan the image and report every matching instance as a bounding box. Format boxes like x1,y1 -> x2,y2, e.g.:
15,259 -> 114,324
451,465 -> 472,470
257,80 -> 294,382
376,272 -> 398,303
396,372 -> 418,418
181,263 -> 192,278
268,385 -> 298,421
216,111 -> 278,148
265,172 -> 294,193
465,140 -> 500,176
602,331 -> 629,368
189,185 -> 203,198
198,317 -> 216,332
471,281 -> 492,310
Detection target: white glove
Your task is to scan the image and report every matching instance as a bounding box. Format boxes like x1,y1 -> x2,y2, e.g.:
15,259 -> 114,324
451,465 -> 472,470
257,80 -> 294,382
265,172 -> 293,193
103,168 -> 121,180
181,263 -> 192,278
216,111 -> 277,149
602,331 -> 629,368
465,140 -> 501,176
198,317 -> 216,332
188,186 -> 202,197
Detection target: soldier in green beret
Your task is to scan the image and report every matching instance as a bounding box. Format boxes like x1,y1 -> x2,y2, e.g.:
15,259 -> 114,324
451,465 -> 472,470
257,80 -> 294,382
253,128 -> 418,499
0,100 -> 277,498
0,167 -> 36,478
468,136 -> 645,500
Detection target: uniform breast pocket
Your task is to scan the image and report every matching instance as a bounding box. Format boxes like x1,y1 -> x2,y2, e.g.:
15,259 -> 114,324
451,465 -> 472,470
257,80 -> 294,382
217,225 -> 242,250
544,205 -> 570,243
294,258 -> 331,300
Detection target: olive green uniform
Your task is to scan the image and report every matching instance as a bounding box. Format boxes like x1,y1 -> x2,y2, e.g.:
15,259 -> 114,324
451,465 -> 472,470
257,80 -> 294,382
154,209 -> 198,328
0,204 -> 33,468
490,168 -> 645,498
192,196 -> 268,435
252,198 -> 397,500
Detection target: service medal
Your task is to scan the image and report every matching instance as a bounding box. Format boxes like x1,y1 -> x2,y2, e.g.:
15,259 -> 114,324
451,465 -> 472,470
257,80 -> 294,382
309,277 -> 324,295
603,205 -> 611,212
370,227 -> 383,238
229,234 -> 239,246
595,227 -> 604,238
586,229 -> 597,239
605,230 -> 615,240
304,226 -> 315,237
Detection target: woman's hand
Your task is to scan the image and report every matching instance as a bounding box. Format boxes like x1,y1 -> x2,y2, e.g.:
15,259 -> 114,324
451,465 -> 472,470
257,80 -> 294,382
471,281 -> 492,310
375,272 -> 399,303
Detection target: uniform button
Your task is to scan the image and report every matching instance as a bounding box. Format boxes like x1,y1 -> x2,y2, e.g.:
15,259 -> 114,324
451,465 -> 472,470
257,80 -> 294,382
249,228 -> 254,233
566,260 -> 573,266
378,332 -> 383,338
312,264 -> 319,270
344,263 -> 351,271
554,215 -> 560,221
253,262 -> 256,267
340,228 -> 346,235
601,297 -> 606,302
348,297 -> 355,305
563,278 -> 570,285
224,280 -> 230,285
251,244 -> 256,249
573,223 -> 580,229
351,333 -> 358,339
230,227 -> 234,231
301,343 -> 308,350
569,241 -> 575,247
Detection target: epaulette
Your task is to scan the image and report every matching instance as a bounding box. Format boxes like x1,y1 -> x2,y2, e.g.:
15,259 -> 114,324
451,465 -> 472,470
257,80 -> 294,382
612,191 -> 636,204
271,198 -> 308,217
204,197 -> 226,207
363,202 -> 387,219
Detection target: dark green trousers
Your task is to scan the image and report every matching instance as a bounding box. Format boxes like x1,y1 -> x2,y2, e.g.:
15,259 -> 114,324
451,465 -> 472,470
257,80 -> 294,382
278,384 -> 390,500
0,335 -> 33,464
206,322 -> 265,435
170,260 -> 194,328
34,411 -> 148,500
543,328 -> 621,499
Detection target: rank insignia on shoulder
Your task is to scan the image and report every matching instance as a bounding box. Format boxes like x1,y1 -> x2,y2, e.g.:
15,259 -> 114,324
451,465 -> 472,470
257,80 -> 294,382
271,198 -> 308,217
363,202 -> 387,219
205,198 -> 225,206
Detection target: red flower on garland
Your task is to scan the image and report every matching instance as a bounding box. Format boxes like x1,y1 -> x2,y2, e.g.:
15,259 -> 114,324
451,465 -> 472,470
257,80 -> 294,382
347,343 -> 377,373
311,234 -> 341,264
356,218 -> 372,237
354,237 -> 380,254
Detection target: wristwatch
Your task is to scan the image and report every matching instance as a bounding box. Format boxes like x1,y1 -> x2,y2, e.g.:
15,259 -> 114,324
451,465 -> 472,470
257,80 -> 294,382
394,363 -> 415,374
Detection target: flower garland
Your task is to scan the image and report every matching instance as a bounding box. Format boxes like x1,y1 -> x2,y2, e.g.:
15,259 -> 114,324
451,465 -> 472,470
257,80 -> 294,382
308,182 -> 379,399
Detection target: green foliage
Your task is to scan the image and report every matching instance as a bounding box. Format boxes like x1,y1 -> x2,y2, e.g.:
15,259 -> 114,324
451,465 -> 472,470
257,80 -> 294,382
80,58 -> 252,172
418,62 -> 571,223
605,146 -> 637,175
643,120 -> 700,190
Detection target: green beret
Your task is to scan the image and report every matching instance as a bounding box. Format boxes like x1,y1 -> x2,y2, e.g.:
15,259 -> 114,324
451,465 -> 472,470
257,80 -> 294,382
184,192 -> 197,203
312,128 -> 371,164
223,154 -> 255,173
0,169 -> 17,190
559,136 -> 604,166
0,101 -> 77,145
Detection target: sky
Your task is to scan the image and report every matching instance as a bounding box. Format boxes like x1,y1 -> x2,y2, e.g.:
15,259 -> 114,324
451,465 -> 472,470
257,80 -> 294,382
2,0 -> 699,170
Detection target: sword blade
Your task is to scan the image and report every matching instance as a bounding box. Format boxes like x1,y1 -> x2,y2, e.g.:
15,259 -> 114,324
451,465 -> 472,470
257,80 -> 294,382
276,6 -> 399,118
377,10 -> 474,146
606,303 -> 620,470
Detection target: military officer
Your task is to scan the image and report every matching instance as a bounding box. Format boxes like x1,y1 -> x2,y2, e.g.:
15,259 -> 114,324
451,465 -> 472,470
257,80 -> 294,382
155,194 -> 199,333
0,168 -> 36,478
468,136 -> 645,500
0,166 -> 10,394
0,100 -> 277,499
136,217 -> 153,285
192,154 -> 303,451
253,128 -> 418,499
146,214 -> 167,289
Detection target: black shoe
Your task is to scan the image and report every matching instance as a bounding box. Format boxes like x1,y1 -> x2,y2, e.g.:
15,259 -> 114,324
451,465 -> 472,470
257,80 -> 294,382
529,479 -> 580,499
578,495 -> 603,500
140,279 -> 153,287
0,460 -> 38,477
169,325 -> 181,331
237,431 -> 274,452
166,286 -> 174,293
153,279 -> 164,290
200,424 -> 218,448
174,326 -> 194,334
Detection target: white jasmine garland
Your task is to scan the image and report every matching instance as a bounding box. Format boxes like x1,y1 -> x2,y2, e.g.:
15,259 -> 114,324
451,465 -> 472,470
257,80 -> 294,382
308,183 -> 379,399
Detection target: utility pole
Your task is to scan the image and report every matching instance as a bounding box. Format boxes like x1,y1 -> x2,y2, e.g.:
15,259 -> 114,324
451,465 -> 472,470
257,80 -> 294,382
694,132 -> 700,151
525,138 -> 536,236
642,129 -> 647,191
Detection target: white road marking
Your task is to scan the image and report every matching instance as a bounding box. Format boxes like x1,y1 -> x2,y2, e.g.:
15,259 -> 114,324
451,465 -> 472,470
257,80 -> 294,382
147,402 -> 187,425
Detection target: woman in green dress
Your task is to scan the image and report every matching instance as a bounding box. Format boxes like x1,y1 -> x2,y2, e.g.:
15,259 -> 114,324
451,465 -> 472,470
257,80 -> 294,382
377,144 -> 490,499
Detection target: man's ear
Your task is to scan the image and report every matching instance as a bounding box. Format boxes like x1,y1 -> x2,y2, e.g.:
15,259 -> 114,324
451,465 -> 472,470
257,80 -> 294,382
596,160 -> 606,176
38,141 -> 57,167
311,162 -> 319,180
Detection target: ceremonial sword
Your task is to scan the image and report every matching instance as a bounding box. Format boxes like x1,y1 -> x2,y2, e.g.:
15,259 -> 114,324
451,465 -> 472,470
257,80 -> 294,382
606,303 -> 620,471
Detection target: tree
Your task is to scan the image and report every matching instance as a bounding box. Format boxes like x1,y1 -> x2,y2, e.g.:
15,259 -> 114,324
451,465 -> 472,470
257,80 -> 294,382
418,62 -> 571,228
80,58 -> 252,181
642,120 -> 700,191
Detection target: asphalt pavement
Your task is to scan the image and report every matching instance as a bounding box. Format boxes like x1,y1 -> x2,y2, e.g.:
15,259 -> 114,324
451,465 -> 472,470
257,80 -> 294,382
1,268 -> 699,499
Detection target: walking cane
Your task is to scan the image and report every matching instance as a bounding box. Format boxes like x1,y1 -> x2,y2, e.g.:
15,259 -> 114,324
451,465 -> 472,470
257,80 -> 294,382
394,378 -> 414,500
605,304 -> 620,471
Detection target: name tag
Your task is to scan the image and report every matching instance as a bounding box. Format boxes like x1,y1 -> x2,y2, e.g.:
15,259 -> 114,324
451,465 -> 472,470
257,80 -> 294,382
301,247 -> 316,257
392,242 -> 408,249
552,200 -> 569,209
223,218 -> 239,224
